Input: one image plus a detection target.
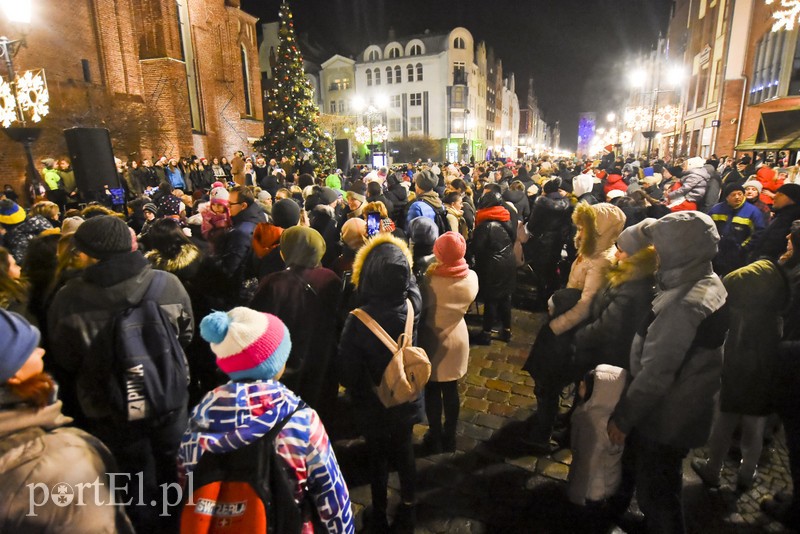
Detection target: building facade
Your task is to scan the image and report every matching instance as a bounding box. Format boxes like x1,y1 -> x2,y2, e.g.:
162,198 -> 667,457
317,27 -> 541,162
0,0 -> 263,197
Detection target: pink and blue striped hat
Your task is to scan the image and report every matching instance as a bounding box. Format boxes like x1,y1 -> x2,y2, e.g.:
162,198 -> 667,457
199,307 -> 291,381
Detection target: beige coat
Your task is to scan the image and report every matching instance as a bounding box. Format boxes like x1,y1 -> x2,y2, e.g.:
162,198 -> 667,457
550,203 -> 625,336
420,270 -> 479,382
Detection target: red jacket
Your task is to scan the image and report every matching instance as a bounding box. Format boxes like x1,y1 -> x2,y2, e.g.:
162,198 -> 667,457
756,166 -> 784,205
603,173 -> 628,196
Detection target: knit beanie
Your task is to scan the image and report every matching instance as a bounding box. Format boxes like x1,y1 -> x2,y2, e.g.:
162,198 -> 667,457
271,198 -> 301,229
211,181 -> 226,189
341,217 -> 367,251
408,216 -> 439,246
73,215 -> 132,260
543,177 -> 562,195
209,186 -> 230,205
160,195 -> 182,217
722,182 -> 745,199
346,181 -> 367,205
573,174 -> 594,198
0,309 -> 40,382
280,226 -> 326,268
687,157 -> 705,170
616,218 -> 656,255
667,166 -> 683,178
743,180 -> 763,194
414,170 -> 437,192
777,183 -> 800,205
200,308 -> 291,382
432,231 -> 469,278
0,199 -> 25,226
143,203 -> 158,215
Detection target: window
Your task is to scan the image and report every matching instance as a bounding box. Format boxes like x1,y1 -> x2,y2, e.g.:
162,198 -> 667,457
391,95 -> 401,108
389,47 -> 401,59
374,68 -> 381,85
410,44 -> 422,56
395,66 -> 401,83
410,93 -> 422,106
366,69 -> 372,86
368,49 -> 379,61
407,64 -> 414,82
240,45 -> 252,116
389,118 -> 401,132
750,30 -> 787,104
386,66 -> 393,84
454,37 -> 466,49
416,63 -> 423,81
790,32 -> 800,96
410,117 -> 422,131
177,0 -> 202,130
330,101 -> 336,113
453,61 -> 466,84
339,100 -> 346,113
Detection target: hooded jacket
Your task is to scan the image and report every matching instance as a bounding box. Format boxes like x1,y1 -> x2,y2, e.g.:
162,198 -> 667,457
406,191 -> 443,228
550,203 -> 626,336
179,381 -> 354,533
471,199 -> 517,298
219,201 -> 265,279
526,192 -> 573,265
568,365 -> 627,506
337,233 -> 424,432
0,390 -> 134,533
719,259 -> 789,415
667,166 -> 710,205
574,247 -> 657,373
612,211 -> 728,449
48,252 -> 193,420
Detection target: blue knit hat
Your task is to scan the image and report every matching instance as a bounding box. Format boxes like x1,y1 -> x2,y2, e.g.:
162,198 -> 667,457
0,199 -> 25,226
0,310 -> 40,382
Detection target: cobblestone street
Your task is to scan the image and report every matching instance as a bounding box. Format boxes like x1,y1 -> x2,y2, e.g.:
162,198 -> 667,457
333,306 -> 795,533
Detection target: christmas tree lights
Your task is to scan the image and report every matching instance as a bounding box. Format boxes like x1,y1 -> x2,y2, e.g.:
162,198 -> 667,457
254,1 -> 334,170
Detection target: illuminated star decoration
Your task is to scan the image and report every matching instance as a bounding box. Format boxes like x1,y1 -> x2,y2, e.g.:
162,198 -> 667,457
354,125 -> 370,144
0,77 -> 17,127
766,0 -> 800,32
15,69 -> 50,123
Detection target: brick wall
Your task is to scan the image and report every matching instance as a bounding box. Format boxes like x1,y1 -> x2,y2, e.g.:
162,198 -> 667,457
0,0 -> 263,203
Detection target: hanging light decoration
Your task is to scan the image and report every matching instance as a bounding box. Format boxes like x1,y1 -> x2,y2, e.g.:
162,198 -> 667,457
372,123 -> 389,142
766,0 -> 800,32
654,104 -> 680,130
624,106 -> 652,132
0,78 -> 17,128
354,126 -> 370,144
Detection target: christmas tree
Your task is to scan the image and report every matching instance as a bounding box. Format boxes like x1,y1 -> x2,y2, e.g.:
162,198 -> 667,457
255,1 -> 333,171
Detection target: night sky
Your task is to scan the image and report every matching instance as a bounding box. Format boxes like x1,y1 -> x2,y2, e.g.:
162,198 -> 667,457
241,0 -> 673,150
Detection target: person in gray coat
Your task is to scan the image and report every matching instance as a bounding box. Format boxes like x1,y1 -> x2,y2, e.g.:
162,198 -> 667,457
608,211 -> 729,533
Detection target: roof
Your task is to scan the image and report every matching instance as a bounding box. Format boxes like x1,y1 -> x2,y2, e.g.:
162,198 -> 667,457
736,108 -> 800,150
360,31 -> 450,59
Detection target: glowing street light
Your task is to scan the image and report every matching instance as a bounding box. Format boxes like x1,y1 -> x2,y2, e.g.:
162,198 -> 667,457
0,0 -> 31,24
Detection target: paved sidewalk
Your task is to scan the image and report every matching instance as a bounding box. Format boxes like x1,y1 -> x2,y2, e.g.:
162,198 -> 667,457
332,307 -> 794,533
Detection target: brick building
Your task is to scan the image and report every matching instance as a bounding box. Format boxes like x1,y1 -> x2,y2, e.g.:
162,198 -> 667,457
0,0 -> 263,197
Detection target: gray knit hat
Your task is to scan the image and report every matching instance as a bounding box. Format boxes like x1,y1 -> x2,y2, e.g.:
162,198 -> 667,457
616,218 -> 656,255
73,215 -> 132,260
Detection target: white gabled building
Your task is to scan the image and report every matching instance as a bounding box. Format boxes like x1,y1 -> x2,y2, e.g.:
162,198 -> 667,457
319,27 -> 531,162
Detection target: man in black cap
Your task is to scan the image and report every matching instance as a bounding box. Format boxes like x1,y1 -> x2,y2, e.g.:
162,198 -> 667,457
47,215 -> 193,532
708,182 -> 767,276
747,183 -> 800,262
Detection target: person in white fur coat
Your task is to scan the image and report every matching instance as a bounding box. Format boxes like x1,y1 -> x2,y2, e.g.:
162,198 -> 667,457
568,364 -> 627,506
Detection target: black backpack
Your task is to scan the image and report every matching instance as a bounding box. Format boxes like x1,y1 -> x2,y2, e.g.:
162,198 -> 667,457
420,199 -> 450,236
108,271 -> 189,421
180,405 -> 307,534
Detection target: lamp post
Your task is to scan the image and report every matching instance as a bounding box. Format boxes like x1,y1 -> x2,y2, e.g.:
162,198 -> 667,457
0,0 -> 50,203
352,94 -> 388,166
627,63 -> 684,159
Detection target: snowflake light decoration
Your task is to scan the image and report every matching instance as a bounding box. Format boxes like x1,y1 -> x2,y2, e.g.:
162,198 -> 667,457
0,78 -> 17,128
372,124 -> 389,142
624,106 -> 652,132
15,69 -> 49,123
766,0 -> 800,32
354,125 -> 370,144
655,105 -> 679,130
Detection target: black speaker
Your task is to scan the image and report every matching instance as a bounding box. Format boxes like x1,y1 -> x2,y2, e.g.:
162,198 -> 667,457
64,127 -> 120,194
335,138 -> 352,171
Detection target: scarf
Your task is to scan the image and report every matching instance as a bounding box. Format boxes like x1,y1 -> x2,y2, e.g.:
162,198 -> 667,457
475,205 -> 510,227
431,259 -> 470,279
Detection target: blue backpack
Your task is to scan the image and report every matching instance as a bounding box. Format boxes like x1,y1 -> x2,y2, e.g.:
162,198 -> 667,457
108,271 -> 189,421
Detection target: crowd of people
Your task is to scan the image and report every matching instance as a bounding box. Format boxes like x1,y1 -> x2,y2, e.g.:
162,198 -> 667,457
1,145 -> 800,533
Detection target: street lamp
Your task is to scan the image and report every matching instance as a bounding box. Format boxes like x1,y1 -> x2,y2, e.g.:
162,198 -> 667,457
627,64 -> 684,158
352,94 -> 388,166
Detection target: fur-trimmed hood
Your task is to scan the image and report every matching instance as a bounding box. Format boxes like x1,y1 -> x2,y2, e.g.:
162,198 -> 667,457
573,202 -> 626,257
145,243 -> 200,274
607,245 -> 657,288
352,232 -> 413,302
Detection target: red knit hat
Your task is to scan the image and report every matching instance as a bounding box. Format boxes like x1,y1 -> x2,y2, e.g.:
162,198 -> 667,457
432,231 -> 470,278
